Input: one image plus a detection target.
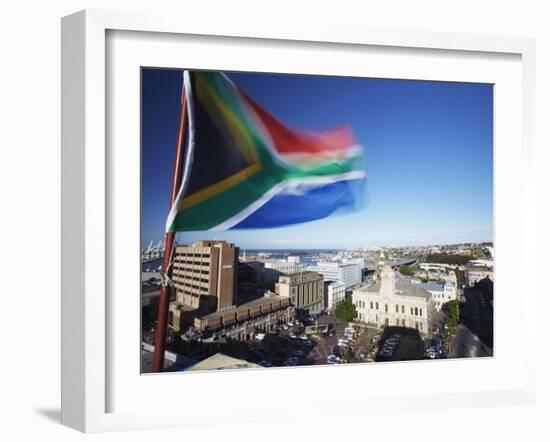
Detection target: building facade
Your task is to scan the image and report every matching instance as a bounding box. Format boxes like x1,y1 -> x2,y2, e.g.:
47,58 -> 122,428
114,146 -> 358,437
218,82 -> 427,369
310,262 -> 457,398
417,281 -> 457,311
307,262 -> 361,289
275,271 -> 324,318
194,292 -> 292,336
263,258 -> 307,285
169,240 -> 238,331
352,265 -> 433,334
325,280 -> 346,311
465,266 -> 493,287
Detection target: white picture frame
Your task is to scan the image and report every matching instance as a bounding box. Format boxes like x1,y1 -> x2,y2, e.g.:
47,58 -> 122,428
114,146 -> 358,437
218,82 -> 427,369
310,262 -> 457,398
61,9 -> 537,433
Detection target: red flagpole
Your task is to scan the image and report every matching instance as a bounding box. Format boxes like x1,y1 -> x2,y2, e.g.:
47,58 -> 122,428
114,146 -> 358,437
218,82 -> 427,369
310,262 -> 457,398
152,78 -> 188,373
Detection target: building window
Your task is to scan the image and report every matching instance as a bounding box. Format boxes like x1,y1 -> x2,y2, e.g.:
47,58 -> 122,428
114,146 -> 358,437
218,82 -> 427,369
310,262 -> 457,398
414,307 -> 418,316
420,323 -> 423,331
385,304 -> 388,313
395,304 -> 399,313
402,305 -> 405,313
376,302 -> 379,310
370,301 -> 373,309
411,307 -> 413,315
419,308 -> 422,317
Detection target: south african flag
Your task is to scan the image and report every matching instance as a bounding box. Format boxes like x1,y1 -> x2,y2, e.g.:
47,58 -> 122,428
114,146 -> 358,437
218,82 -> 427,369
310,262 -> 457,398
166,71 -> 367,232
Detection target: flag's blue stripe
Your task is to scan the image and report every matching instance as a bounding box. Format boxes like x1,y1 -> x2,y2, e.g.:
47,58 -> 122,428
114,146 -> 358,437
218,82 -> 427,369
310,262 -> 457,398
229,179 -> 366,229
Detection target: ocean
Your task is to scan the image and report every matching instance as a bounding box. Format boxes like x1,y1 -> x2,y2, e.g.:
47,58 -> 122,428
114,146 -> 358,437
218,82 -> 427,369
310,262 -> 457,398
142,249 -> 341,271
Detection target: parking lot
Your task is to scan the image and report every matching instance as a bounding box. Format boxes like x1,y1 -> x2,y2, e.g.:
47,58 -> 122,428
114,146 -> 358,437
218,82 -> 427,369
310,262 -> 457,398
223,313 -> 377,367
372,326 -> 450,362
187,314 -> 447,368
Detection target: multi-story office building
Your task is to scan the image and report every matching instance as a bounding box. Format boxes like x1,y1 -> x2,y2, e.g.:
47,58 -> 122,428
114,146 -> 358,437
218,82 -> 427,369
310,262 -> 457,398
417,281 -> 457,311
263,258 -> 307,286
275,271 -> 324,318
342,257 -> 366,271
325,280 -> 346,311
464,265 -> 493,287
308,262 -> 361,289
169,240 -> 238,331
353,265 -> 433,334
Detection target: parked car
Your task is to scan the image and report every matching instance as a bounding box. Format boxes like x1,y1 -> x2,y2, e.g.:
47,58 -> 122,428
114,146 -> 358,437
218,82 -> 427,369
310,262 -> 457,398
284,357 -> 300,366
379,349 -> 393,358
259,360 -> 273,367
292,350 -> 304,358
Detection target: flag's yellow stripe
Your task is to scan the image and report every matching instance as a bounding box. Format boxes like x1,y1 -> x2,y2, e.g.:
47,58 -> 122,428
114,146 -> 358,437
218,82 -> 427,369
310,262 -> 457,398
179,162 -> 263,212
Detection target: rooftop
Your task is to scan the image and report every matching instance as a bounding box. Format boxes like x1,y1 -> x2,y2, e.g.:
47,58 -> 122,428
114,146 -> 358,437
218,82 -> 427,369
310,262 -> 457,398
355,279 -> 431,300
465,265 -> 493,272
185,352 -> 260,371
395,282 -> 432,300
199,292 -> 286,320
418,283 -> 445,292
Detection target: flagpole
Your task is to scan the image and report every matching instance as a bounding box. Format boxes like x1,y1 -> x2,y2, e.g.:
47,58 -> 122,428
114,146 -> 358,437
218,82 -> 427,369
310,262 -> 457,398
152,76 -> 188,373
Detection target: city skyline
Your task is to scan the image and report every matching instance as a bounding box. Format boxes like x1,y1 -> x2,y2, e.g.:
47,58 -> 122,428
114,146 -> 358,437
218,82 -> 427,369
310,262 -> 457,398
142,69 -> 493,249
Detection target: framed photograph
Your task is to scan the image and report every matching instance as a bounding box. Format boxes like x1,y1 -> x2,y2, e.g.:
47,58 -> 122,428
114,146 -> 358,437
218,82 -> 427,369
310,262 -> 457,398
61,9 -> 537,432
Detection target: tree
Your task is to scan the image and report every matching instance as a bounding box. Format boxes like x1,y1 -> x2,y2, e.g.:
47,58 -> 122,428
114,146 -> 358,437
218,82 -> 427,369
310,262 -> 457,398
425,253 -> 474,266
444,299 -> 460,334
399,265 -> 414,276
335,298 -> 357,323
343,347 -> 355,363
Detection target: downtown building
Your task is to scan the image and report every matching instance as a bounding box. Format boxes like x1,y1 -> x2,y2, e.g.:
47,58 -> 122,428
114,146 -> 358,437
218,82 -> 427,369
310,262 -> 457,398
275,271 -> 324,318
352,265 -> 434,334
325,280 -> 346,311
416,281 -> 457,311
307,261 -> 362,289
194,292 -> 292,337
464,265 -> 493,287
169,240 -> 294,337
263,257 -> 308,286
169,240 -> 239,331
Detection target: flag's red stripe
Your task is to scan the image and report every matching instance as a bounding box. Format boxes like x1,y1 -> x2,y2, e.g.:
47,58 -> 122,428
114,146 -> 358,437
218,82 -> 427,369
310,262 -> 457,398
239,89 -> 356,154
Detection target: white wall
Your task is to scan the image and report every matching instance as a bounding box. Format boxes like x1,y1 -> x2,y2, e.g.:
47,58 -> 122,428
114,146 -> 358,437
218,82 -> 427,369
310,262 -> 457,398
0,1 -> 548,441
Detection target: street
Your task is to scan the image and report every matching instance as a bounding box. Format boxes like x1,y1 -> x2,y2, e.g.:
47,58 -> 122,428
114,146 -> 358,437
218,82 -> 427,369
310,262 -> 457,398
450,286 -> 493,358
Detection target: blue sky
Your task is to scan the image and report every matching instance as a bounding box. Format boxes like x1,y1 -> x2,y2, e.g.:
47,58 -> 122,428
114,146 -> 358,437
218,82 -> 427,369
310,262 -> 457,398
142,69 -> 493,249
